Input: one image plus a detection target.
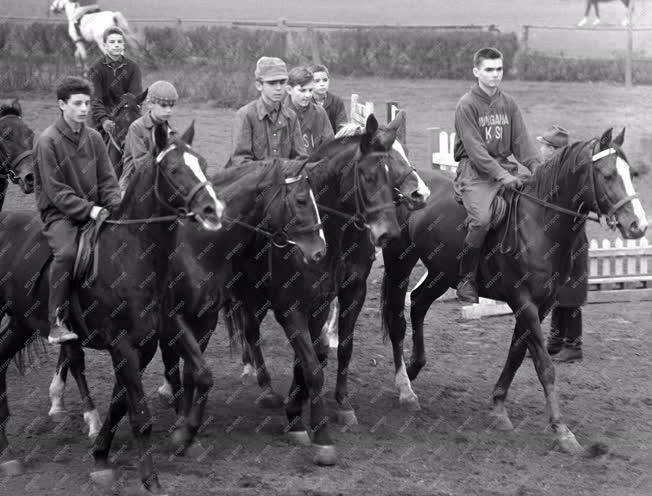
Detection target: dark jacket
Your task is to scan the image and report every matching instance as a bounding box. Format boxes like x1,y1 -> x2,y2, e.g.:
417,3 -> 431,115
453,84 -> 540,182
230,97 -> 307,168
34,116 -> 121,224
285,98 -> 334,155
88,55 -> 142,128
314,92 -> 348,133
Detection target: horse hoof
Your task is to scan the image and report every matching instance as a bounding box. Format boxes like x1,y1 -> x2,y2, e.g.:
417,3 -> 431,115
489,413 -> 514,431
49,409 -> 69,423
256,390 -> 284,410
185,441 -> 205,459
171,428 -> 191,454
240,364 -> 256,385
336,409 -> 358,426
287,430 -> 311,446
0,459 -> 24,476
313,445 -> 337,466
556,431 -> 583,455
399,397 -> 421,412
90,468 -> 116,488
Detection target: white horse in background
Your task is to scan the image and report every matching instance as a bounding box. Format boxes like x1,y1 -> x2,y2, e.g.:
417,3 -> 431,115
49,0 -> 136,74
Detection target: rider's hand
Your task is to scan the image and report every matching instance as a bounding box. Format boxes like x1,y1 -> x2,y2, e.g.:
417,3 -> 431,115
102,119 -> 115,133
500,174 -> 523,190
90,206 -> 109,221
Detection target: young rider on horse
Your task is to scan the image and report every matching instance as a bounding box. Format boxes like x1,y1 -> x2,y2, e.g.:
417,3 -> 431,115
453,47 -> 541,303
284,66 -> 334,155
537,125 -> 588,363
87,26 -> 142,141
230,56 -> 307,168
310,64 -> 348,134
33,76 -> 121,344
120,81 -> 178,193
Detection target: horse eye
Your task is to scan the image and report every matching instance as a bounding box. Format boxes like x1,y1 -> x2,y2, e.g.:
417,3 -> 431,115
296,196 -> 308,206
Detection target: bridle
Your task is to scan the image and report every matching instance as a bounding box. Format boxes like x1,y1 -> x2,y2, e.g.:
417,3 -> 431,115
316,151 -> 396,231
224,174 -> 323,249
515,142 -> 638,230
105,143 -> 210,225
105,101 -> 142,155
0,115 -> 33,185
391,164 -> 420,206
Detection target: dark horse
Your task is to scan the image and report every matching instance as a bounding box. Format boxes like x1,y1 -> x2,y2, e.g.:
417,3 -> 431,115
103,90 -> 148,178
236,112 -> 431,427
0,123 -> 224,494
221,114 -> 406,465
46,89 -> 147,439
0,99 -> 35,209
579,0 -> 631,26
380,128 -> 647,453
157,159 -> 327,456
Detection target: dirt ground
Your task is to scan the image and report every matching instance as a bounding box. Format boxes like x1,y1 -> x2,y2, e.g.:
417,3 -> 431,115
0,88 -> 651,495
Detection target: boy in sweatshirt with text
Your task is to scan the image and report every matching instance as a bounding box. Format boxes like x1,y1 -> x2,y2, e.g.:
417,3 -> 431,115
453,47 -> 541,303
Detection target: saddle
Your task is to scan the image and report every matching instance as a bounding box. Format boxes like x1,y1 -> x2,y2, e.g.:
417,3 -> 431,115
73,215 -> 109,287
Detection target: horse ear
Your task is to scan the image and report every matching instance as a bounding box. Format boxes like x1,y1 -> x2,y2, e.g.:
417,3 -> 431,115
365,114 -> 379,135
154,123 -> 168,151
599,128 -> 613,150
137,89 -> 148,105
613,127 -> 625,147
10,99 -> 21,114
386,109 -> 406,131
181,120 -> 195,145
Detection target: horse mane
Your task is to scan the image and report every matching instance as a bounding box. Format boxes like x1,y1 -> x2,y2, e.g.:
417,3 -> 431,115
0,106 -> 21,118
210,161 -> 279,190
529,140 -> 592,201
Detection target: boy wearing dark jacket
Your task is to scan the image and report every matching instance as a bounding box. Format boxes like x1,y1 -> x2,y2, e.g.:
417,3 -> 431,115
453,47 -> 541,303
34,76 -> 121,344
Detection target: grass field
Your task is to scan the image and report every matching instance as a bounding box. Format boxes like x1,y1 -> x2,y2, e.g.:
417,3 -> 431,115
6,0 -> 652,57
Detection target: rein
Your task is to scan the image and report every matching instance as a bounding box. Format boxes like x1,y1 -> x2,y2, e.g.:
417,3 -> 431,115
316,152 -> 395,231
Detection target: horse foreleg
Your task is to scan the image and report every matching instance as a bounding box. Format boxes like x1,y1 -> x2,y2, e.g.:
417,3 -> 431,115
0,178 -> 8,211
491,302 -> 582,454
158,338 -> 181,413
0,323 -> 33,476
278,310 -> 336,466
92,340 -> 163,494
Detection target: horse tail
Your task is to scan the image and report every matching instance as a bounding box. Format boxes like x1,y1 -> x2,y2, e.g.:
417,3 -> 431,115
7,326 -> 46,377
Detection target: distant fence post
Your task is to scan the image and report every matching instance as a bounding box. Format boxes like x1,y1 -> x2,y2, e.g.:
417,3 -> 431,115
521,25 -> 530,55
386,101 -> 406,145
308,27 -> 322,65
277,17 -> 289,59
625,2 -> 634,87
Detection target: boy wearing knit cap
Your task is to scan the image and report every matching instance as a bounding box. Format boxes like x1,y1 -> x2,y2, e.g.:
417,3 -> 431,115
310,64 -> 348,134
120,80 -> 178,192
88,26 -> 142,140
285,66 -> 333,155
230,56 -> 307,168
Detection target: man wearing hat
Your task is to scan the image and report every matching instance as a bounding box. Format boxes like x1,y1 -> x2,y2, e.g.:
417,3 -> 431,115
229,56 -> 307,168
120,80 -> 178,193
537,125 -> 570,160
537,125 -> 587,363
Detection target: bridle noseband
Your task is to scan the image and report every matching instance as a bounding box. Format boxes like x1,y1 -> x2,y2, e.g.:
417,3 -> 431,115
0,115 -> 33,184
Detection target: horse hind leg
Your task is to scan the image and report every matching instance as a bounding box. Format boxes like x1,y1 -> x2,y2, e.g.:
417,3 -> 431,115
63,342 -> 101,439
48,347 -> 69,422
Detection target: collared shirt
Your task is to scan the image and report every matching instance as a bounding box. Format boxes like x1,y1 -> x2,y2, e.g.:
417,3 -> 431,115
313,92 -> 348,133
230,97 -> 307,168
285,97 -> 334,155
88,54 -> 142,128
120,111 -> 174,192
33,116 -> 120,224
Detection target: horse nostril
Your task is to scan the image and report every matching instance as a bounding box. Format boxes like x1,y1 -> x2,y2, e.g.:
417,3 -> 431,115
26,174 -> 34,185
202,205 -> 216,218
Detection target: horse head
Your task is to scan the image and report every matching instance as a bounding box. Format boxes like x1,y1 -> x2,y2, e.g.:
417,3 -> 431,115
152,121 -> 224,231
109,89 -> 147,151
377,110 -> 430,210
346,114 -> 400,245
0,99 -> 35,194
589,127 -> 648,238
259,160 -> 327,263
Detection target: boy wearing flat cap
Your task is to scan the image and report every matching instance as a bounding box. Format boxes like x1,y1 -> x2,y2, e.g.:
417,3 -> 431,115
120,80 -> 178,192
229,56 -> 307,168
537,125 -> 570,160
537,124 -> 587,363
